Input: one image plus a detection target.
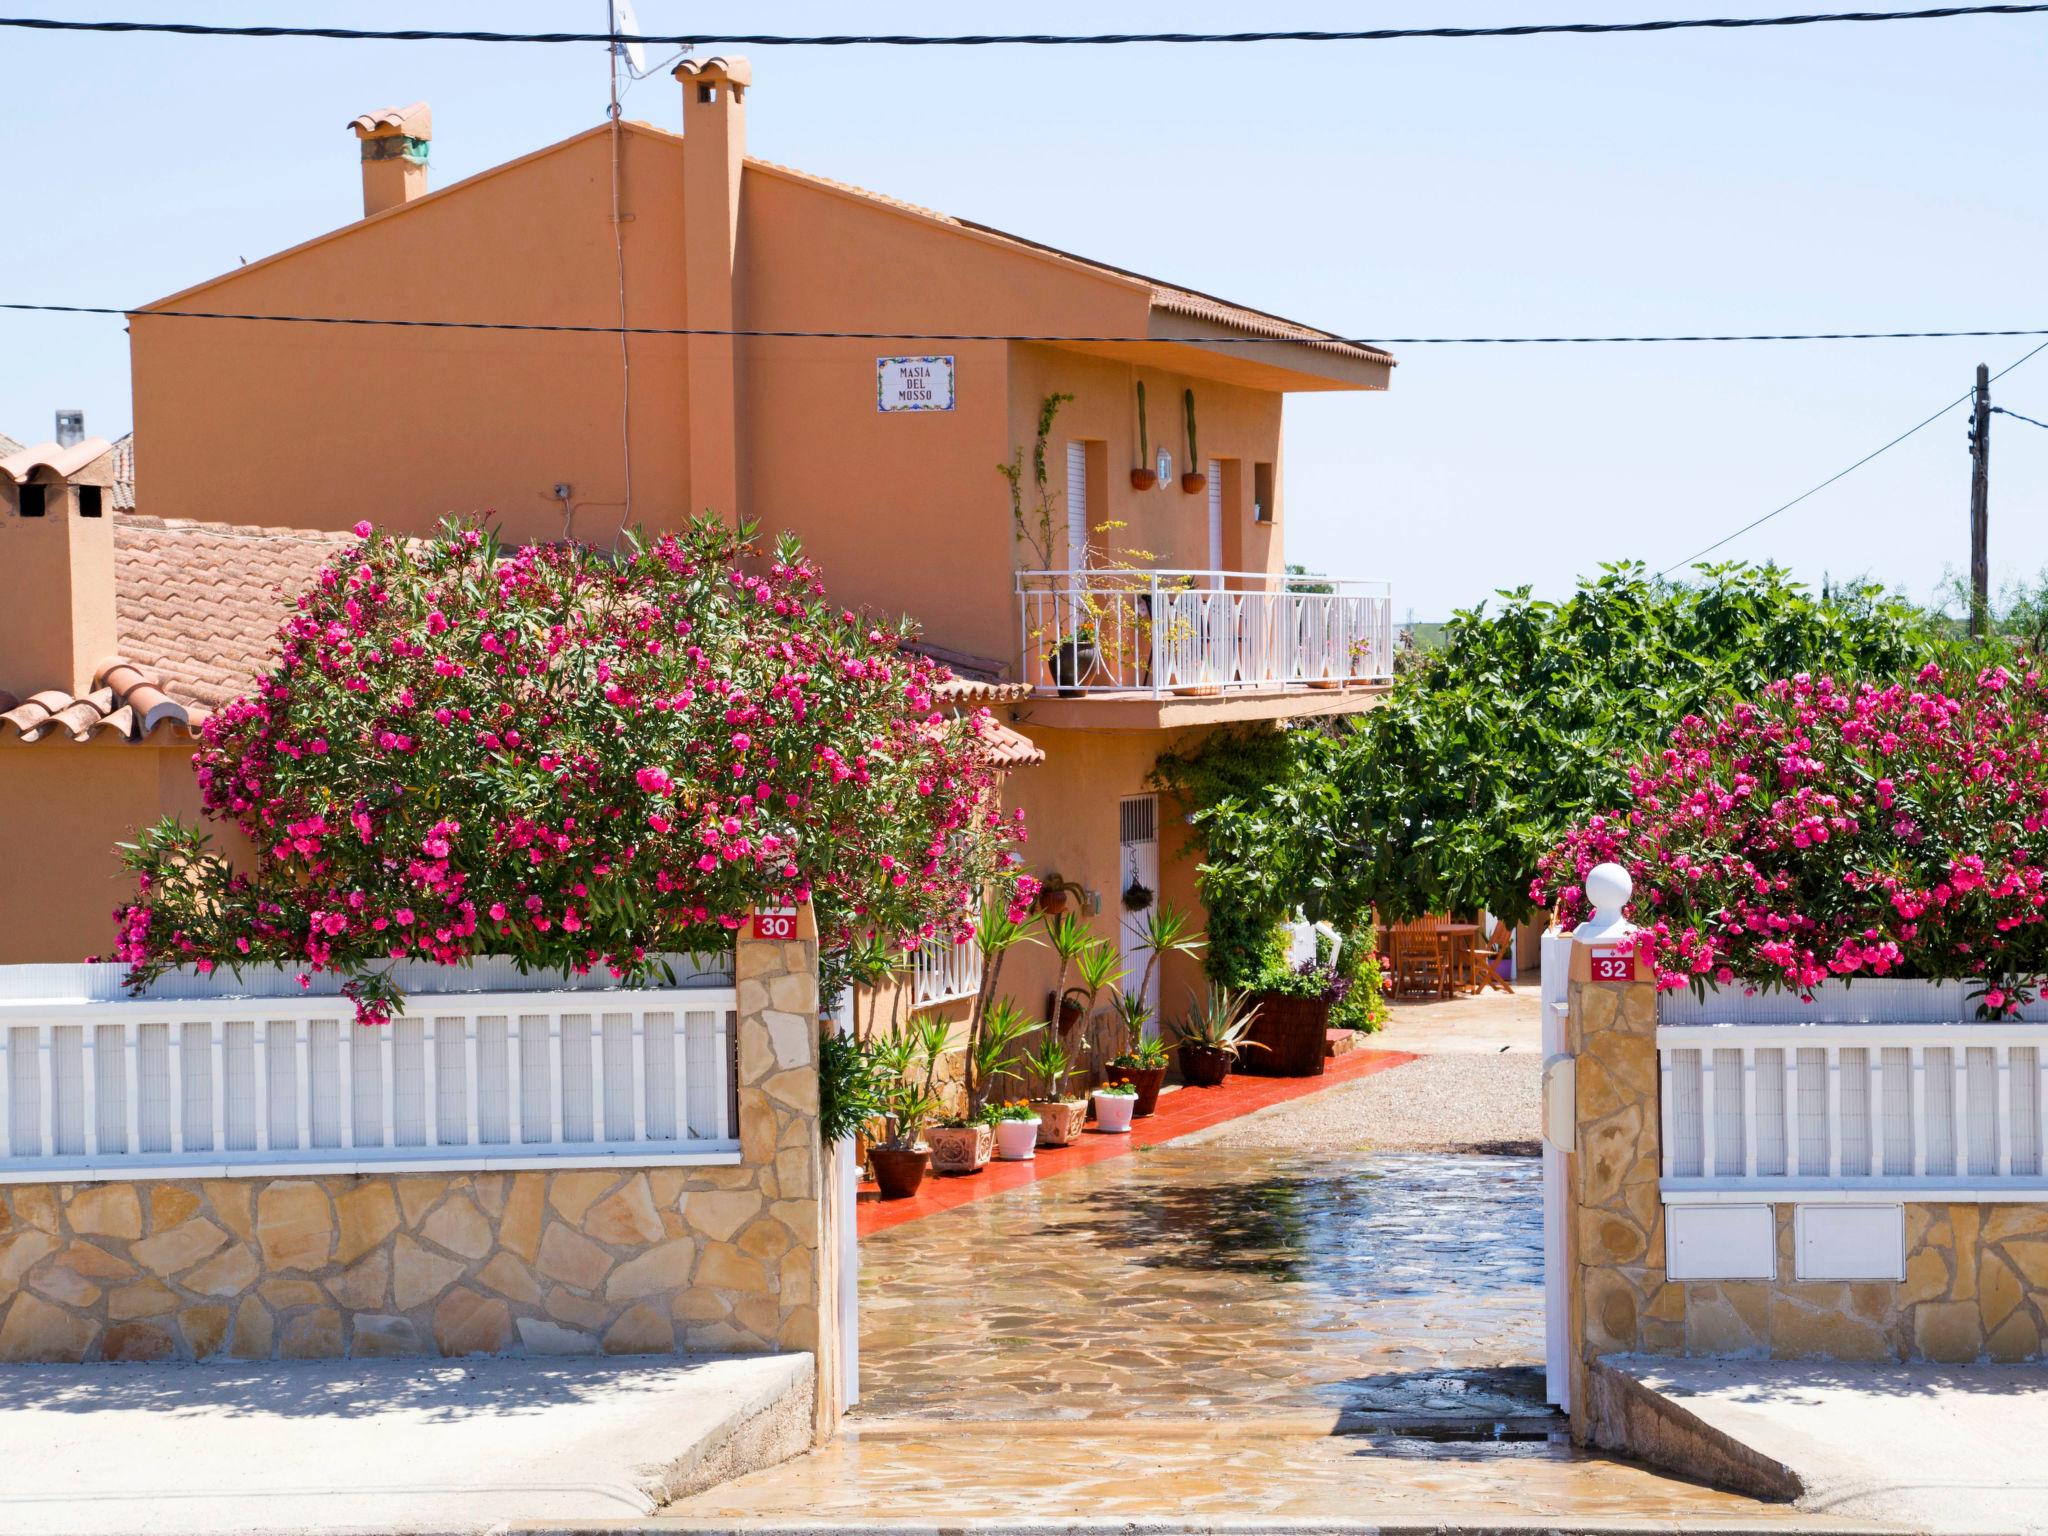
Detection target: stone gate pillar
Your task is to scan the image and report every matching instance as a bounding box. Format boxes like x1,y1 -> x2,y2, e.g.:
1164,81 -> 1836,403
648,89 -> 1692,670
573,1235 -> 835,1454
1561,864 -> 1669,1443
734,902 -> 844,1444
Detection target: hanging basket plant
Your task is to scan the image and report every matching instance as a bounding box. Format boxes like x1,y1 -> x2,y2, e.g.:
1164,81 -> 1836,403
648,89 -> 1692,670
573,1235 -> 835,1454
1130,380 -> 1159,490
1180,388 -> 1207,494
1122,878 -> 1155,913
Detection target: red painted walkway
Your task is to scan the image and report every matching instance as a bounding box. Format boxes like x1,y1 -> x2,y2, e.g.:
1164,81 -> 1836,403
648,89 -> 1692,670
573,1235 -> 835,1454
856,1046 -> 1418,1237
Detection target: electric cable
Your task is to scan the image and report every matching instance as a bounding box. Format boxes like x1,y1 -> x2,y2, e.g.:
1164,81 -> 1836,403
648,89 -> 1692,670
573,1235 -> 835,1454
1657,338 -> 2048,576
1,7 -> 2043,46
3,302 -> 2044,349
1994,405 -> 2048,431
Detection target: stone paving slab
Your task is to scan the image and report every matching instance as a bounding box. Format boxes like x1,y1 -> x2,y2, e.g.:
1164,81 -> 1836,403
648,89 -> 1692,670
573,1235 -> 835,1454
1615,1357 -> 2048,1535
0,1353 -> 810,1536
858,1149 -> 1542,1422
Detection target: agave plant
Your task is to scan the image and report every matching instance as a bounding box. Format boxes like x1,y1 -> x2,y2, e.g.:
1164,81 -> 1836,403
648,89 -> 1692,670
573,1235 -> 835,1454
1173,985 -> 1265,1059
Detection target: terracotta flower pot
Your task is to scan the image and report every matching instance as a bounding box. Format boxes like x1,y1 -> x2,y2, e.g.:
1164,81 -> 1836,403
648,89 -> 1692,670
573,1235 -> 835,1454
1091,1091 -> 1137,1134
995,1118 -> 1040,1161
1178,1043 -> 1232,1088
927,1123 -> 993,1175
870,1144 -> 931,1200
1031,1099 -> 1088,1147
1130,469 -> 1159,491
1105,1063 -> 1166,1117
1180,472 -> 1208,495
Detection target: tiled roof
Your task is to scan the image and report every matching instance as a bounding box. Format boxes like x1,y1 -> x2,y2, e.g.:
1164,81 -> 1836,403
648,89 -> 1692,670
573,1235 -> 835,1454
112,517 -> 354,712
1,436 -> 114,483
108,432 -> 135,511
350,102 -> 432,139
904,639 -> 1034,706
0,661 -> 205,745
972,715 -> 1044,769
0,433 -> 22,460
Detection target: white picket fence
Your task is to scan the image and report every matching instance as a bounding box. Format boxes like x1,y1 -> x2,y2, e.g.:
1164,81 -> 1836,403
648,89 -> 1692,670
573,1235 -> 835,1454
1659,1022 -> 2048,1202
0,961 -> 740,1181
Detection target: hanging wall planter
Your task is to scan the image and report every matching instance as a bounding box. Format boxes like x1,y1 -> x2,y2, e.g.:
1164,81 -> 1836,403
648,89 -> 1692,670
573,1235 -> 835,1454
1180,389 -> 1207,495
1122,879 -> 1155,913
1130,379 -> 1159,490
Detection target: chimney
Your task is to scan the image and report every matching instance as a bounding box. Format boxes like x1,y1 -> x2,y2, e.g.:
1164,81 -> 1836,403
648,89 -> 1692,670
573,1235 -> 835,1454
675,56 -> 749,524
348,102 -> 433,218
0,438 -> 117,698
54,410 -> 83,448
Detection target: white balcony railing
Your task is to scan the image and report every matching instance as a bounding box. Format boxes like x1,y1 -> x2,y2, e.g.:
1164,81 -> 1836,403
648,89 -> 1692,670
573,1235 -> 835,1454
1016,569 -> 1393,698
911,933 -> 983,1008
1658,1021 -> 2048,1203
0,959 -> 739,1182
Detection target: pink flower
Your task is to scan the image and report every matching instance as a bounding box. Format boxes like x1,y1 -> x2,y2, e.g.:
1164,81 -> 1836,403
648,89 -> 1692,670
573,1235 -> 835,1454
352,520 -> 374,539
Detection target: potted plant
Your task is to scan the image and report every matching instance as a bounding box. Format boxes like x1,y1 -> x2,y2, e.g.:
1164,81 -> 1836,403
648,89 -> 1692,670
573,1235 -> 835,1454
1173,985 -> 1263,1088
1179,389 -> 1207,494
870,1081 -> 940,1198
1122,877 -> 1154,913
1104,995 -> 1171,1116
868,1016 -> 950,1198
1091,1079 -> 1139,1134
990,1099 -> 1042,1161
1243,949 -> 1348,1078
927,1111 -> 995,1175
1022,1034 -> 1088,1147
1048,625 -> 1099,696
1130,380 -> 1159,490
967,996 -> 1035,1116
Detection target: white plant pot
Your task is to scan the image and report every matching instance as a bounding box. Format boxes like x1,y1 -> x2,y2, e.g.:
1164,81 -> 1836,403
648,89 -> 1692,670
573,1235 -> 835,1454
994,1118 -> 1041,1161
1091,1092 -> 1137,1134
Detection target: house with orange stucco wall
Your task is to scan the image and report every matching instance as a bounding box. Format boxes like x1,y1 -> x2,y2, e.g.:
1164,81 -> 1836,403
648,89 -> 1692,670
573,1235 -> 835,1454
2,56 -> 1396,1033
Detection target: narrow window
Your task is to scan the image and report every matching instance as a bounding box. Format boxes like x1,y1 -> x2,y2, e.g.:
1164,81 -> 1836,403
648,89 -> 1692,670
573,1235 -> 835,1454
1253,462 -> 1275,525
78,484 -> 103,517
18,483 -> 46,517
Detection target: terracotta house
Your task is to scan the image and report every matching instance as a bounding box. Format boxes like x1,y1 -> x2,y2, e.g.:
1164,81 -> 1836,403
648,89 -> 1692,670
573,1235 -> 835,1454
5,57 -> 1396,1034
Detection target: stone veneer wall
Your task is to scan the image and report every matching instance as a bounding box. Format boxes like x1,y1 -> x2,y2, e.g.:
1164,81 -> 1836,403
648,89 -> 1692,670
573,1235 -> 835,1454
1569,974 -> 2048,1442
0,918 -> 836,1405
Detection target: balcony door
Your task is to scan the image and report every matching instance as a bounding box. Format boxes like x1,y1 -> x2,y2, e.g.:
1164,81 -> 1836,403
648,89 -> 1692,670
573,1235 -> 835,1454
1118,795 -> 1162,1030
1065,441 -> 1089,570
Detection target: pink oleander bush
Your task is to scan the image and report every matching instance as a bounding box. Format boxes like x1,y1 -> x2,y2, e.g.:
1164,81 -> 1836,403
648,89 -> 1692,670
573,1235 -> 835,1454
112,516 -> 1033,1021
1534,660 -> 2048,1017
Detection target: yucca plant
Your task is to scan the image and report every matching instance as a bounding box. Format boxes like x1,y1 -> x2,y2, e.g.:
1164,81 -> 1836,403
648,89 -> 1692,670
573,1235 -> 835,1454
1021,1034 -> 1078,1104
964,895 -> 1042,1109
969,997 -> 1036,1111
1131,902 -> 1206,1006
1064,938 -> 1125,1049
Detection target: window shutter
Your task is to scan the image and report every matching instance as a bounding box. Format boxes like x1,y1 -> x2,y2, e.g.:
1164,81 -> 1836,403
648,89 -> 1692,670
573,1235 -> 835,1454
1066,441 -> 1088,569
1206,460 -> 1223,584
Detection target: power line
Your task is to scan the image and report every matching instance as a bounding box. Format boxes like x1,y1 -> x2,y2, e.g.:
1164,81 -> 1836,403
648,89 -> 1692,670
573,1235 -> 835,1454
4,301 -> 2045,349
2,6 -> 2045,47
1658,338 -> 2048,576
1995,405 -> 2048,431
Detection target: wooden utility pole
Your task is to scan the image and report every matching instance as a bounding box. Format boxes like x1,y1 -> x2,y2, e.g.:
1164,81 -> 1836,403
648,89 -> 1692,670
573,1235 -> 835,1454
1970,362 -> 1991,638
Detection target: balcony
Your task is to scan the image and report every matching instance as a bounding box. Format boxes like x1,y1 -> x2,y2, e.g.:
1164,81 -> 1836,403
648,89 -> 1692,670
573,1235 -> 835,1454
1015,569 -> 1394,707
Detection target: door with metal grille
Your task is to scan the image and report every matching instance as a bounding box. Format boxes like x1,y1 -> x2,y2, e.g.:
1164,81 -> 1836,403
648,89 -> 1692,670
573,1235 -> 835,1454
1118,795 -> 1162,1026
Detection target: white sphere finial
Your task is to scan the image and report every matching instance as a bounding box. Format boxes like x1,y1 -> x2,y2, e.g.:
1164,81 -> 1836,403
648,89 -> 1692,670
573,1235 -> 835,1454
1573,862 -> 1636,944
1586,862 -> 1632,921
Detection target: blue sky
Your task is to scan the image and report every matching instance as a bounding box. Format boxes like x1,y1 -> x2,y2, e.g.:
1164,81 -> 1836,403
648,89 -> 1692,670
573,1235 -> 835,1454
1,2 -> 2042,619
